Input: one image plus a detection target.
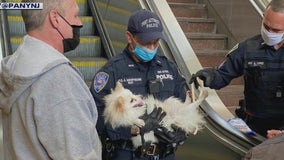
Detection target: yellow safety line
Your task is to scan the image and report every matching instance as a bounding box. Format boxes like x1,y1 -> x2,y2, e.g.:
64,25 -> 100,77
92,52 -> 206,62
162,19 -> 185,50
72,61 -> 107,67
104,20 -> 126,31
11,37 -> 100,44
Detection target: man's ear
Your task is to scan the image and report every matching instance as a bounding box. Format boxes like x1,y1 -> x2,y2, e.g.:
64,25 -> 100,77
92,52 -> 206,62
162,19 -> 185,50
49,10 -> 60,28
125,31 -> 133,43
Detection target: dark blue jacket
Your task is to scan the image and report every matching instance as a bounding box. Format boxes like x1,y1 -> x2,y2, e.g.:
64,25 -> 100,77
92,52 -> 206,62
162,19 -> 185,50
210,35 -> 284,118
90,46 -> 186,140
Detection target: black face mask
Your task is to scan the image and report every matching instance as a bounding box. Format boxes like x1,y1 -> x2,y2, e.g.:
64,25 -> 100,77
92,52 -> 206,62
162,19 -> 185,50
57,13 -> 83,53
62,25 -> 82,52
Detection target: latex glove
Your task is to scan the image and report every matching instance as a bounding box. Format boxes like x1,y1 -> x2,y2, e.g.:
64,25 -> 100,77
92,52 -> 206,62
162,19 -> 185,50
189,67 -> 216,87
139,107 -> 166,134
155,124 -> 188,146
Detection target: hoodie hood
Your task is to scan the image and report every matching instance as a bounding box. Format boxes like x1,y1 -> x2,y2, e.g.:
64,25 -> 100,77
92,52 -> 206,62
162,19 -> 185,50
0,35 -> 70,114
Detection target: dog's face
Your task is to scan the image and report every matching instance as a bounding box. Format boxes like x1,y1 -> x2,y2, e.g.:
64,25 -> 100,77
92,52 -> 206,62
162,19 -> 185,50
104,82 -> 145,113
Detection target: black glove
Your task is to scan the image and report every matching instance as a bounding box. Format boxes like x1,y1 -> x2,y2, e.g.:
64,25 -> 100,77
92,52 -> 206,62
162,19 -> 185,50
139,107 -> 166,134
154,124 -> 188,146
189,67 -> 216,87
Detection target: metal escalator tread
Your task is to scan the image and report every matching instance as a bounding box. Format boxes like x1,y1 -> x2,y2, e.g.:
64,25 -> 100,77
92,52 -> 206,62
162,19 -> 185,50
69,56 -> 107,82
10,36 -> 102,57
65,36 -> 102,57
7,15 -> 94,36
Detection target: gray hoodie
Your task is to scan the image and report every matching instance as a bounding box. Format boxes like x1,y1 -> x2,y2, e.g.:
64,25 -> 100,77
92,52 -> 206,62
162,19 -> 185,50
243,133 -> 284,160
0,35 -> 102,160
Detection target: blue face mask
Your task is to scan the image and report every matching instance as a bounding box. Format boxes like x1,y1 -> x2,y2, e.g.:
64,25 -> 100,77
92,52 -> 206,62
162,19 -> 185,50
133,44 -> 158,62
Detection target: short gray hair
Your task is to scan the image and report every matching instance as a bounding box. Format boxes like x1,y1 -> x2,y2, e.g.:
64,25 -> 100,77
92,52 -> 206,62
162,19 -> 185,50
21,0 -> 65,32
268,0 -> 284,12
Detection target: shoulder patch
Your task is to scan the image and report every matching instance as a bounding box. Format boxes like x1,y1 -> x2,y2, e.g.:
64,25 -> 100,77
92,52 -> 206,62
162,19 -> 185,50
93,72 -> 109,93
226,43 -> 239,57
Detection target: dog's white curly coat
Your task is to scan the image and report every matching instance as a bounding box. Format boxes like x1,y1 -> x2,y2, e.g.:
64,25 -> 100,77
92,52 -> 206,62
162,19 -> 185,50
103,82 -> 207,148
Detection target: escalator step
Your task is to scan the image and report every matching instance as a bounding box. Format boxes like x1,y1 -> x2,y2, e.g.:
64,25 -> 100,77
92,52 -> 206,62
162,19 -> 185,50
8,16 -> 96,36
77,0 -> 90,16
10,36 -> 102,57
65,36 -> 102,57
80,16 -> 96,35
69,57 -> 108,81
7,16 -> 25,36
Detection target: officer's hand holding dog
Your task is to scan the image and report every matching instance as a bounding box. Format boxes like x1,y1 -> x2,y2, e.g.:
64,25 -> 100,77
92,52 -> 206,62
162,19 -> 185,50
154,124 -> 188,147
189,67 -> 216,87
139,107 -> 166,134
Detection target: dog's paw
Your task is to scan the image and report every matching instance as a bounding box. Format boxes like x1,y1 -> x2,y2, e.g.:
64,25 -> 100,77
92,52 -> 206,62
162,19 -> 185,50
198,88 -> 208,100
134,119 -> 145,127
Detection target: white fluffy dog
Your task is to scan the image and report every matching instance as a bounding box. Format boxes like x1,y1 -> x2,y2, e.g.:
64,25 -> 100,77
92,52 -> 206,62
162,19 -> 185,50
103,82 -> 207,148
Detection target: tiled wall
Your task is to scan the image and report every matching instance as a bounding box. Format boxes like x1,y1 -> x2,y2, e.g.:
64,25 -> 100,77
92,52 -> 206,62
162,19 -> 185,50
208,0 -> 262,42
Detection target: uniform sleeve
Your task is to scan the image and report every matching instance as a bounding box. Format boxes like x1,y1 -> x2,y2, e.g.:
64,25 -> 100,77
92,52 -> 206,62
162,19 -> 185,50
210,43 -> 245,89
90,63 -> 132,141
90,65 -> 114,137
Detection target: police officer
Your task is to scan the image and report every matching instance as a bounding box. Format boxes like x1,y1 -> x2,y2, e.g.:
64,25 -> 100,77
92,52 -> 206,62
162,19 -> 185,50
189,0 -> 284,137
90,9 -> 188,160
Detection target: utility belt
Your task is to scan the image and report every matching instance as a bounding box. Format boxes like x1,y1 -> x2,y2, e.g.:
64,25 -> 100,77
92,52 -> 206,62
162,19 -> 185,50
135,142 -> 174,159
105,139 -> 134,152
104,139 -> 174,159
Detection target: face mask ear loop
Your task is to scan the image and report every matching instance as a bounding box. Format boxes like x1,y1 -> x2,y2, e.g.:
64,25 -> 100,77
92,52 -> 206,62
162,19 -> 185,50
56,28 -> 65,39
57,12 -> 72,26
55,12 -> 68,40
129,33 -> 138,52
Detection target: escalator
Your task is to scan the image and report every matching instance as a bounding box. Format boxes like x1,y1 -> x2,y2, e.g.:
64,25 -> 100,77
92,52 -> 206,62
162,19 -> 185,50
0,0 -> 266,159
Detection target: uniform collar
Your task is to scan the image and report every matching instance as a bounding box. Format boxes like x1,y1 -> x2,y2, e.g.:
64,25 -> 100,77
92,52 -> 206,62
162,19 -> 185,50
260,39 -> 284,50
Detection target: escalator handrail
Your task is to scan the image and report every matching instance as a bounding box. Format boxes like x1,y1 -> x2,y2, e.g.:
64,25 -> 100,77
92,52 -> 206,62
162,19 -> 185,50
87,0 -> 115,59
0,0 -> 12,58
249,0 -> 270,17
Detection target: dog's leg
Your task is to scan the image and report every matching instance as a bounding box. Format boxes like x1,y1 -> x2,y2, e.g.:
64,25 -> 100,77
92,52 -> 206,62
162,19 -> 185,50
189,89 -> 208,110
197,88 -> 208,101
185,90 -> 193,104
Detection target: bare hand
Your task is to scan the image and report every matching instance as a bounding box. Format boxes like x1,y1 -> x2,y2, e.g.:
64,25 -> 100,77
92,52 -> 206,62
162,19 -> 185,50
267,129 -> 283,139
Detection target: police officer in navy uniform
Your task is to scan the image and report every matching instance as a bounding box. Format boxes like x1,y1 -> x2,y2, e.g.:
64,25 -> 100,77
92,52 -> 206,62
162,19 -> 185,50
190,0 -> 284,137
90,9 -> 188,160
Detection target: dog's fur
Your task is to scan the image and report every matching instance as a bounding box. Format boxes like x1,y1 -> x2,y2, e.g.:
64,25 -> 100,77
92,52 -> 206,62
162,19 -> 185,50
103,82 -> 207,148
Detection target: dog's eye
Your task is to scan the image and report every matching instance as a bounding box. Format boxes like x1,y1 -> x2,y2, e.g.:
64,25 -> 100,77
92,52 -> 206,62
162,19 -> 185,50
130,98 -> 136,103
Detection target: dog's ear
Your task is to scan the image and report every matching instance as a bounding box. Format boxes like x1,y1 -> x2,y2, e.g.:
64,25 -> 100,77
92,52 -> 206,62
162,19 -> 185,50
115,96 -> 125,112
115,81 -> 124,91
